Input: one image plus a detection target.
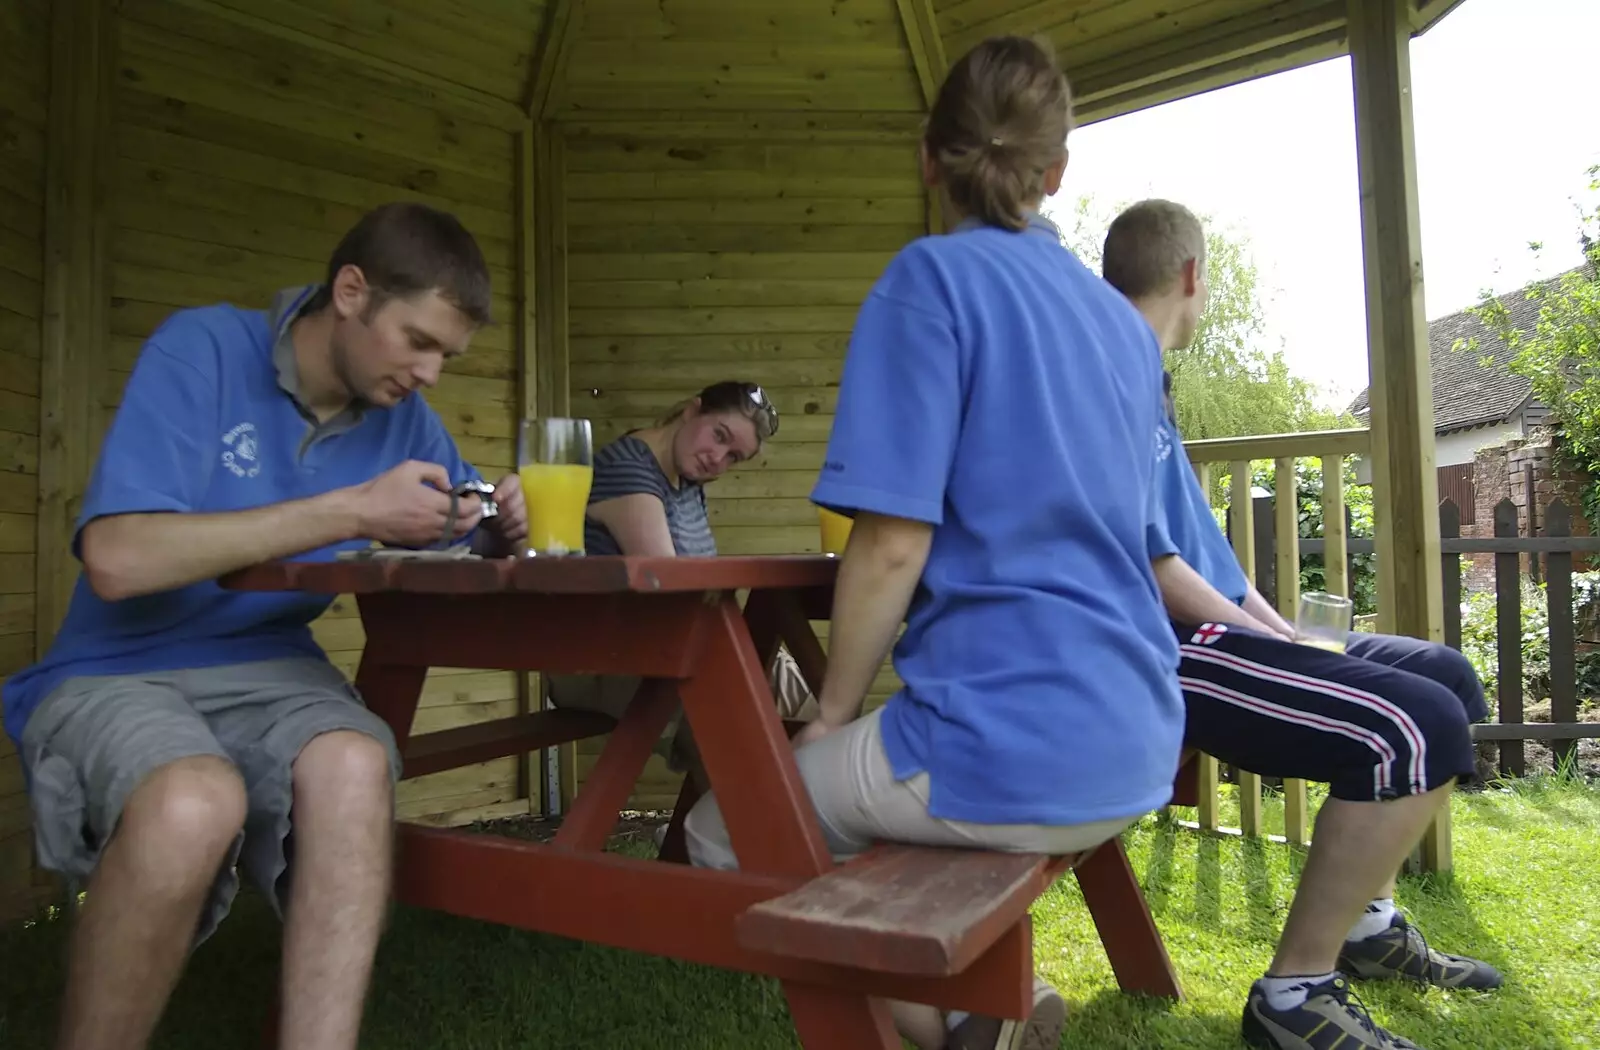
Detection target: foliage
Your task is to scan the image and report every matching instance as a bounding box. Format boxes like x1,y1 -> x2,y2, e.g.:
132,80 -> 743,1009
1052,195 -> 1348,440
1459,579 -> 1551,703
1463,165 -> 1600,526
1210,457 -> 1378,615
1458,569 -> 1600,706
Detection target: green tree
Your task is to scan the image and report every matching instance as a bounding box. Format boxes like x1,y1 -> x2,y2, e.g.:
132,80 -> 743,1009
1053,194 -> 1348,440
1464,165 -> 1600,524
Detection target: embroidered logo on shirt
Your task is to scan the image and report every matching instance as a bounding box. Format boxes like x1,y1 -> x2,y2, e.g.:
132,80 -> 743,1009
1154,424 -> 1173,463
1189,622 -> 1228,646
221,421 -> 261,478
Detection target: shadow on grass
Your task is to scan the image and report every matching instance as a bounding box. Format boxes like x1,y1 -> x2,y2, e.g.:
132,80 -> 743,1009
1061,986 -> 1237,1049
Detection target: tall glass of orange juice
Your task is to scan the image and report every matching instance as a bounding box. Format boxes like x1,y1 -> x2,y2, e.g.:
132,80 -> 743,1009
818,506 -> 854,556
517,417 -> 593,556
1295,591 -> 1353,652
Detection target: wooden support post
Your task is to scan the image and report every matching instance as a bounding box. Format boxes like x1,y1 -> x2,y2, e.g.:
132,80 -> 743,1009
1349,0 -> 1449,870
894,0 -> 947,235
36,0 -> 114,656
531,122 -> 574,810
1274,458 -> 1309,846
513,122 -> 542,815
1228,462 -> 1262,837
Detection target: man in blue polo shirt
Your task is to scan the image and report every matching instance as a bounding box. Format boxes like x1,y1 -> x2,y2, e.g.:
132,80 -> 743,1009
1103,199 -> 1498,1050
4,201 -> 529,1050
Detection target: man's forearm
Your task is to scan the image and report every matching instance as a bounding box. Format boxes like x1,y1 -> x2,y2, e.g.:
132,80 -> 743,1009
81,489 -> 363,601
1241,587 -> 1296,639
1153,555 -> 1276,635
817,514 -> 931,726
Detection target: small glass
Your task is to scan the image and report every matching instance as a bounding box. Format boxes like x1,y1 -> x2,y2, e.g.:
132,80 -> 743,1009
1296,591 -> 1353,653
516,418 -> 594,556
818,506 -> 854,557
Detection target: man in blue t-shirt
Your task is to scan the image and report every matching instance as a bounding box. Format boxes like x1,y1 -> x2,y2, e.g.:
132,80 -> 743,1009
3,202 -> 530,1050
1103,200 -> 1499,1050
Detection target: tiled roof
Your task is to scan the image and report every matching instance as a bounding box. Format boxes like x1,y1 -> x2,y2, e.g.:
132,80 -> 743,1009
1348,268 -> 1589,432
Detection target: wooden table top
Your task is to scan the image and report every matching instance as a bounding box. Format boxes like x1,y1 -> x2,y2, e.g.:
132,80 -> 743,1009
220,553 -> 840,596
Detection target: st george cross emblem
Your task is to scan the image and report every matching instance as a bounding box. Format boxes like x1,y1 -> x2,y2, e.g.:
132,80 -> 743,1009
1189,623 -> 1228,646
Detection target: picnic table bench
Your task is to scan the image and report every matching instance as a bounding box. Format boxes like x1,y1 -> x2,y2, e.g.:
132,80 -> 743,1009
223,554 -> 1184,1049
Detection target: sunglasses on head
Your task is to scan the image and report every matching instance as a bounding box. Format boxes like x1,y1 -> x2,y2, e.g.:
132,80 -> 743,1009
743,383 -> 779,438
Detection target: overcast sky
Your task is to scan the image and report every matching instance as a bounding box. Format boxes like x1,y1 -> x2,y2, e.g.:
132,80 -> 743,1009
1045,0 -> 1600,410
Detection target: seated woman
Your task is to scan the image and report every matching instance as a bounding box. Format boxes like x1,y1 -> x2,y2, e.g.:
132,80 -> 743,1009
681,35 -> 1190,1050
547,381 -> 816,769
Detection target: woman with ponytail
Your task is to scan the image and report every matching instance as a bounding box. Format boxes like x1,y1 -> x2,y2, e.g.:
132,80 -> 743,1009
683,36 -> 1187,1050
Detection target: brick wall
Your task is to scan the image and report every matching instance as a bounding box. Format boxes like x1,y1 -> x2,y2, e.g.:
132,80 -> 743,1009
1464,428 -> 1594,592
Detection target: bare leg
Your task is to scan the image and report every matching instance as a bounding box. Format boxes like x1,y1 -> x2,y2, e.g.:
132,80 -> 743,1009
1268,783 -> 1453,976
891,1002 -> 947,1049
56,757 -> 247,1050
276,731 -> 395,1050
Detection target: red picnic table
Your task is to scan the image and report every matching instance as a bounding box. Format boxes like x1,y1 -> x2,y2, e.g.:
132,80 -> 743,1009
222,554 -> 1184,1049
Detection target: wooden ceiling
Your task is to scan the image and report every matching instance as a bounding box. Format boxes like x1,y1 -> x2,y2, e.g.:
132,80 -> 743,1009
175,0 -> 1470,128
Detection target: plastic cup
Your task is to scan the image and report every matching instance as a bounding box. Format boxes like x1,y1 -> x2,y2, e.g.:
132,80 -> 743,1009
1296,591 -> 1353,653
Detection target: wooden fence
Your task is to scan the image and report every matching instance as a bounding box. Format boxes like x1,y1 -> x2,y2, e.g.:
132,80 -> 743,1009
1288,496 -> 1600,775
1181,429 -> 1600,865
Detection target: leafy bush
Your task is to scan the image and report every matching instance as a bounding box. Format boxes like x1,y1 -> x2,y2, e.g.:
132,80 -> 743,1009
1459,580 -> 1550,705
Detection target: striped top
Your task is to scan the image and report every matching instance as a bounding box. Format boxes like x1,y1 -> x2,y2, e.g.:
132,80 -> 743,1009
583,434 -> 718,557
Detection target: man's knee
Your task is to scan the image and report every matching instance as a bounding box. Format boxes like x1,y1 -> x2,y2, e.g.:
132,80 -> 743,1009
292,730 -> 395,801
120,756 -> 247,875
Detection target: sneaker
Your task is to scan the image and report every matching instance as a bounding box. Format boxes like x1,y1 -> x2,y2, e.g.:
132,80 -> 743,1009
1242,975 -> 1424,1049
947,975 -> 1065,1050
1338,912 -> 1503,990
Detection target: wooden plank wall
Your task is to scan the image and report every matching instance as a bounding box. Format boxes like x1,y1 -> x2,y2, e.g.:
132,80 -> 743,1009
0,0 -> 50,920
100,0 -> 537,828
561,124 -> 925,805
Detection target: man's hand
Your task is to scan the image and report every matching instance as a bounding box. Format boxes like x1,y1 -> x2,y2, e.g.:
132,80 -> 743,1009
484,473 -> 530,548
355,460 -> 481,548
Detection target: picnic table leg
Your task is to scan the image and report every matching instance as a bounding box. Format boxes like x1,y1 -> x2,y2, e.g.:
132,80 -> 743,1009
679,595 -> 900,1050
1074,836 -> 1183,999
554,678 -> 680,851
352,652 -> 429,753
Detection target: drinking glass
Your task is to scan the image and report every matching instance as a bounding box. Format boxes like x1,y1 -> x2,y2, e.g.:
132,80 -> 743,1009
1295,591 -> 1353,652
517,418 -> 593,556
817,506 -> 854,557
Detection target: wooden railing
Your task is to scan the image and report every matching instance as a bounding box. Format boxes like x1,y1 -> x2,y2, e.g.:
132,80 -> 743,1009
1292,498 -> 1600,769
1180,427 -> 1372,846
1185,426 -> 1600,861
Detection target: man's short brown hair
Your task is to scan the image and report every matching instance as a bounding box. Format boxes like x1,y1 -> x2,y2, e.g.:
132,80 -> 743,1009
1101,199 -> 1206,300
308,201 -> 493,326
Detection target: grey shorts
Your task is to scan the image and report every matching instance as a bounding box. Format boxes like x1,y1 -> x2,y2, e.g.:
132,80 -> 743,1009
20,657 -> 402,946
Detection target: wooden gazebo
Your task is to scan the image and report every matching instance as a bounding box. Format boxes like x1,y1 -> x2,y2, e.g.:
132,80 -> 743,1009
0,0 -> 1462,920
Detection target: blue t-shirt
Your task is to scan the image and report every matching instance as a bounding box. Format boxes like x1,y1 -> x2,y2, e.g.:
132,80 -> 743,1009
1152,373 -> 1251,604
811,214 -> 1185,827
2,285 -> 482,746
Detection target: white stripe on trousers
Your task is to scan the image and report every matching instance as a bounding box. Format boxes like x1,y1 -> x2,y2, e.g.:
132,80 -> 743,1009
1179,677 -> 1395,798
1181,642 -> 1428,795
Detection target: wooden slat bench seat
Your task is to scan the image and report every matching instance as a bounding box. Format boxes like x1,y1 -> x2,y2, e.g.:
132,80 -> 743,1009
737,844 -> 1062,977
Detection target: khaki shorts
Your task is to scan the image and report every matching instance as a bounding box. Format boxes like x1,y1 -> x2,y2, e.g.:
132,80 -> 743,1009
683,706 -> 1143,870
20,657 -> 401,946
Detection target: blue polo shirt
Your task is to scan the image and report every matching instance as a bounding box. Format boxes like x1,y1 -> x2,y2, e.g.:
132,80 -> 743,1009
812,214 -> 1184,827
2,285 -> 482,746
1153,373 -> 1251,604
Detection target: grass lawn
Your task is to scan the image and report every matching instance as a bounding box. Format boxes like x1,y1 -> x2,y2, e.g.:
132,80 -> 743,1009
2,776 -> 1597,1049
